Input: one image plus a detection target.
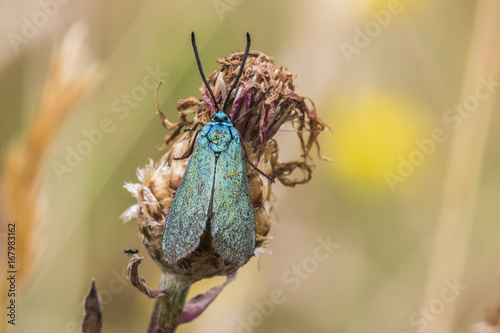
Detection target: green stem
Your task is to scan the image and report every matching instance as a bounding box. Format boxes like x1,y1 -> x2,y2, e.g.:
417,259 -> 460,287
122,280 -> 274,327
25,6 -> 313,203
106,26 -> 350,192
147,273 -> 191,333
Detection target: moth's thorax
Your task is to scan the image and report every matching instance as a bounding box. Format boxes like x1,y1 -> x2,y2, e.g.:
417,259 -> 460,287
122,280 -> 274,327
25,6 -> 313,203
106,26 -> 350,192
206,124 -> 233,153
204,111 -> 236,153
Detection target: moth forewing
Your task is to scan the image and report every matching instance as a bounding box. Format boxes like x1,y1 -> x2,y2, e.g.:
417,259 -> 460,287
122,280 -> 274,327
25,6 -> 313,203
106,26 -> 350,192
211,126 -> 256,266
162,133 -> 214,264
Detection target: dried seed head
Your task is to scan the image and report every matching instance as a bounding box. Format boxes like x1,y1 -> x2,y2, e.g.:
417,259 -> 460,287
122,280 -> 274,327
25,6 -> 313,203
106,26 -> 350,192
122,51 -> 329,282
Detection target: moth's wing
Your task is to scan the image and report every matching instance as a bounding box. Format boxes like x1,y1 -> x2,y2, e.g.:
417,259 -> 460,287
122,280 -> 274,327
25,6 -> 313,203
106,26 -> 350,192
162,132 -> 215,264
211,128 -> 255,266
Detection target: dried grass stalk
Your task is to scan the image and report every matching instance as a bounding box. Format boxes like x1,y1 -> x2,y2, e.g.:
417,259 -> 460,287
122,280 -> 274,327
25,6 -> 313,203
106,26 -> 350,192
0,23 -> 101,322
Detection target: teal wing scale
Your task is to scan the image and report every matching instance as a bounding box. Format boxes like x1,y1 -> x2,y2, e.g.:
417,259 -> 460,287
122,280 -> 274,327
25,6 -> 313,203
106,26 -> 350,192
211,128 -> 255,266
162,133 -> 215,264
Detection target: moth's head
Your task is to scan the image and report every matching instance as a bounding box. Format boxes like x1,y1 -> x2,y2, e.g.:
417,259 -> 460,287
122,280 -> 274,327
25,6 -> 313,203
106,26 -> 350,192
212,111 -> 231,124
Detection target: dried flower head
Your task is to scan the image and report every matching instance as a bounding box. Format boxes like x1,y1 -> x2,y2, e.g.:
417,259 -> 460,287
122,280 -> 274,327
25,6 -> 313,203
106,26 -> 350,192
122,50 -> 328,282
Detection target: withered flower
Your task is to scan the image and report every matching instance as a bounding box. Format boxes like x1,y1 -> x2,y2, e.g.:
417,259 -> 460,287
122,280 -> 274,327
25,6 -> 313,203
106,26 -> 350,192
122,49 -> 329,331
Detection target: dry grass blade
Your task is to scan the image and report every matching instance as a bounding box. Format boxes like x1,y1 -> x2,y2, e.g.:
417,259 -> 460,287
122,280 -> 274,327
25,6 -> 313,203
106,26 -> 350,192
422,1 -> 500,332
0,22 -> 102,325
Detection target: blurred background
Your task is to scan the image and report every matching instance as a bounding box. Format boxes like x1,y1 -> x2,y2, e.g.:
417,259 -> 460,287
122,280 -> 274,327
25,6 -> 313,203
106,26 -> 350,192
1,0 -> 499,332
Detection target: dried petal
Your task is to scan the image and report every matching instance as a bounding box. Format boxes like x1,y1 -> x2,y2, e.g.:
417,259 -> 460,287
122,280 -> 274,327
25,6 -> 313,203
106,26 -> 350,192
127,256 -> 169,299
180,272 -> 237,323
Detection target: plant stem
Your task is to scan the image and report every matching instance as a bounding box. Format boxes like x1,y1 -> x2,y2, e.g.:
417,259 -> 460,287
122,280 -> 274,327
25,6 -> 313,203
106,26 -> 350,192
147,273 -> 191,333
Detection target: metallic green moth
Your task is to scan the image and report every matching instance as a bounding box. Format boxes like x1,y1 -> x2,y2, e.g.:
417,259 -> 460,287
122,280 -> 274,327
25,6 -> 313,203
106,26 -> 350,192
162,111 -> 256,266
162,32 -> 267,267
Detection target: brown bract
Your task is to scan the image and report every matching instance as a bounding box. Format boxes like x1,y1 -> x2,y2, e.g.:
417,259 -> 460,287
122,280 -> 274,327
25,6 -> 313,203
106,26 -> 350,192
82,280 -> 103,333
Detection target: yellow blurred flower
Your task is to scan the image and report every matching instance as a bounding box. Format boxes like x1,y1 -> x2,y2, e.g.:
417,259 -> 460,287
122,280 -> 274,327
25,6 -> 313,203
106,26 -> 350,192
325,92 -> 429,190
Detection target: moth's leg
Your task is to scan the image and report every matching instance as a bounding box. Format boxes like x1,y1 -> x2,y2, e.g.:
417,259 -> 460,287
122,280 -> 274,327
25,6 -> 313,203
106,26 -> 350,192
173,127 -> 203,160
184,122 -> 205,132
241,143 -> 275,183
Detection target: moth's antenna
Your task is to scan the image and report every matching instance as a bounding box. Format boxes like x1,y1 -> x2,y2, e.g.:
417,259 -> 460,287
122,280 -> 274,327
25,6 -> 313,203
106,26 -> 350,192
223,33 -> 251,113
191,32 -> 219,110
